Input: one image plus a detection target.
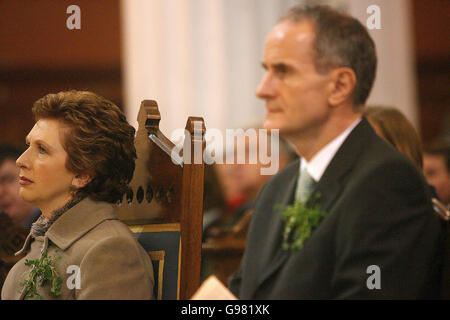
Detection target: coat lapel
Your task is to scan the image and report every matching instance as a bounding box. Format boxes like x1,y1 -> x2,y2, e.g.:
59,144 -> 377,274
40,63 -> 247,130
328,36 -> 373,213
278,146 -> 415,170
312,118 -> 371,212
251,161 -> 299,297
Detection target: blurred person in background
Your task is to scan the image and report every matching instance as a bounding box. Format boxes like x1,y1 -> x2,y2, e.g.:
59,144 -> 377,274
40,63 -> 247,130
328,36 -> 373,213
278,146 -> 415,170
444,111 -> 450,146
0,145 -> 41,230
424,142 -> 450,208
0,145 -> 41,293
202,163 -> 227,238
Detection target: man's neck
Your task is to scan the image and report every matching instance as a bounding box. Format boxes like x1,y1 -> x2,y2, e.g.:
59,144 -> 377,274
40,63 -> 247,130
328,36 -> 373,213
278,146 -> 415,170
289,112 -> 362,161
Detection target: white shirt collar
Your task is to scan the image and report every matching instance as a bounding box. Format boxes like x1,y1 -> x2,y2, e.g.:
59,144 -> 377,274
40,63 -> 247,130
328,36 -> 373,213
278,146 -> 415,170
300,117 -> 362,182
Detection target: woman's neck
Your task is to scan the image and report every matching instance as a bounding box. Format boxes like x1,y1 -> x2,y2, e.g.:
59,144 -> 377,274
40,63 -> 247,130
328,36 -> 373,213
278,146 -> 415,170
30,196 -> 84,238
38,194 -> 74,219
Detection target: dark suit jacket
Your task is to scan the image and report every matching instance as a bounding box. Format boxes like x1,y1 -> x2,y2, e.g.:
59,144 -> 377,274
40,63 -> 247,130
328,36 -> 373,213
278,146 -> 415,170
229,118 -> 443,299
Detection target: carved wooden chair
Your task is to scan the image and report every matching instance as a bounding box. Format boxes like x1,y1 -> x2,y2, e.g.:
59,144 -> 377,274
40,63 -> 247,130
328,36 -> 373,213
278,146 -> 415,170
116,100 -> 205,300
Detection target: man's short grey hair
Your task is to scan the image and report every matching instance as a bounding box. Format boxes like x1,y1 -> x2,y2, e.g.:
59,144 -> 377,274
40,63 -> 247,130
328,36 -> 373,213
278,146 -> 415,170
279,5 -> 377,109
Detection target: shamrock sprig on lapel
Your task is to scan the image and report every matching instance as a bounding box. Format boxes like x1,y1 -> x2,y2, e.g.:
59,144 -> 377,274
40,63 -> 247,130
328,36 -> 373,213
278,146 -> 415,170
279,193 -> 326,251
20,248 -> 62,299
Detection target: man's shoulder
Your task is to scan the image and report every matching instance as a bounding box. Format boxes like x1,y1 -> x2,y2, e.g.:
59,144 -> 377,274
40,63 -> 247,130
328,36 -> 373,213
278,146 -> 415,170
337,132 -> 432,210
356,135 -> 423,183
339,118 -> 423,183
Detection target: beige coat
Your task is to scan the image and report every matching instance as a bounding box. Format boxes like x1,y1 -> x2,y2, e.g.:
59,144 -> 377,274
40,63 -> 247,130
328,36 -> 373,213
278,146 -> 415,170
1,197 -> 154,300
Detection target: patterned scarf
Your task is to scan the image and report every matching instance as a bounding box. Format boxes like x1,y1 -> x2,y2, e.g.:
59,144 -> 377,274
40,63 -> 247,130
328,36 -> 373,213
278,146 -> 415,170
30,197 -> 84,238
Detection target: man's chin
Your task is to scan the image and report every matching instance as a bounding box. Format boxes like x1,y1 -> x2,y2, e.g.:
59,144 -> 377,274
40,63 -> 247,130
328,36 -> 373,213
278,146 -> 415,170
263,118 -> 281,131
263,119 -> 289,135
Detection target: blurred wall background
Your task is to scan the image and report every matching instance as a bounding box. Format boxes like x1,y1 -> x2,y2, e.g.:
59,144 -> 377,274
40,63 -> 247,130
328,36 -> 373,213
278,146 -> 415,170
0,0 -> 122,146
0,0 -> 448,147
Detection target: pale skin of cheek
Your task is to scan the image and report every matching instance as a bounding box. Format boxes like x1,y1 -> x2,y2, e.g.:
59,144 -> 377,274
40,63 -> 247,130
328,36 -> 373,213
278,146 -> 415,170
20,160 -> 75,217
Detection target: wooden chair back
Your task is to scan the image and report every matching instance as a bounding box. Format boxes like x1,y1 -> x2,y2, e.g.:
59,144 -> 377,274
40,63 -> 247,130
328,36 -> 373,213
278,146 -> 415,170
116,100 -> 205,300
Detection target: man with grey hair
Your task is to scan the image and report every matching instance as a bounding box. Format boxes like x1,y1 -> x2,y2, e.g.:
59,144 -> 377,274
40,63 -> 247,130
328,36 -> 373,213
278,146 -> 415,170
229,5 -> 442,299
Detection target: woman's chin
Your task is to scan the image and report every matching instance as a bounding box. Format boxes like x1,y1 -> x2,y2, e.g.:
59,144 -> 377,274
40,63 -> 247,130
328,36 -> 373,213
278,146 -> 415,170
18,188 -> 35,204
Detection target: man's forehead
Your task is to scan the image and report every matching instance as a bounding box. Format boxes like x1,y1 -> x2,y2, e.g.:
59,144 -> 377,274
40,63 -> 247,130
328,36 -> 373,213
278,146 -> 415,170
264,21 -> 316,62
267,21 -> 314,44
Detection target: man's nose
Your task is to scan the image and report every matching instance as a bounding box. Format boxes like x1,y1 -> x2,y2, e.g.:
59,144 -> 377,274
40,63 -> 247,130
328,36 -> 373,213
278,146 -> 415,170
256,72 -> 277,100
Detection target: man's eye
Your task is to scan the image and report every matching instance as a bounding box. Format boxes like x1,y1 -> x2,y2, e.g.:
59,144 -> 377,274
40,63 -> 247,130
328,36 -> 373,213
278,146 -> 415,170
38,146 -> 46,154
274,66 -> 289,76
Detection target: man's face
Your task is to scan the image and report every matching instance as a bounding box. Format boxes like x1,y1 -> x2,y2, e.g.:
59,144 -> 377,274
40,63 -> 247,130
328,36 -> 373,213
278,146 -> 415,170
0,159 -> 32,224
423,154 -> 450,205
256,21 -> 332,138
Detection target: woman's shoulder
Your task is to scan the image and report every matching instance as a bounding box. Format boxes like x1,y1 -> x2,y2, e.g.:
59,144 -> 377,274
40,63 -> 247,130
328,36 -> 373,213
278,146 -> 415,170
86,217 -> 137,244
71,212 -> 140,252
52,198 -> 143,258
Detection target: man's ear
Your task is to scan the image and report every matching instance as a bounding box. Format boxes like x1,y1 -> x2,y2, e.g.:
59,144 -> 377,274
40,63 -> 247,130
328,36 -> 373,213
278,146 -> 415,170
72,173 -> 92,189
328,67 -> 356,107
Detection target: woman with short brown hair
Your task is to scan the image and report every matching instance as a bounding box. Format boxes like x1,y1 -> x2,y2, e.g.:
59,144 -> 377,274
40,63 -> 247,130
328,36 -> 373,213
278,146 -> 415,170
2,90 -> 154,299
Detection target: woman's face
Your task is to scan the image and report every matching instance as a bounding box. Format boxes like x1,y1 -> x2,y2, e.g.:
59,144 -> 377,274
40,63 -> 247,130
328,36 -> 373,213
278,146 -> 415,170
16,118 -> 77,217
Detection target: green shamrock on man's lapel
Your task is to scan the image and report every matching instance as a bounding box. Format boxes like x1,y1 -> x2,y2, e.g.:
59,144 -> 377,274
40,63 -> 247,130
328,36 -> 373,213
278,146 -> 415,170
278,192 -> 326,251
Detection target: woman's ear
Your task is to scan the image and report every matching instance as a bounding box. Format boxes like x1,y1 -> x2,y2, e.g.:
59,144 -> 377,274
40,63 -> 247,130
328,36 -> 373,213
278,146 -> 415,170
72,173 -> 92,189
328,67 -> 356,107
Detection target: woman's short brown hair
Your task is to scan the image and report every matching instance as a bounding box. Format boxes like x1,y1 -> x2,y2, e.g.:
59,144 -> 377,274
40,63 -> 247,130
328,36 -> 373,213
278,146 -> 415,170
365,106 -> 423,169
32,90 -> 136,203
